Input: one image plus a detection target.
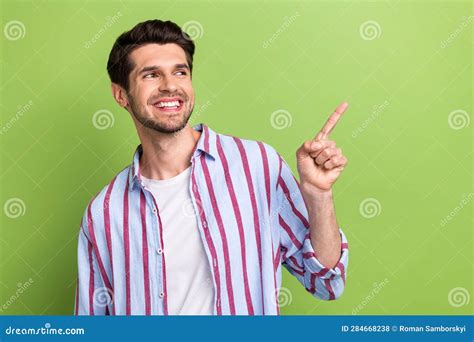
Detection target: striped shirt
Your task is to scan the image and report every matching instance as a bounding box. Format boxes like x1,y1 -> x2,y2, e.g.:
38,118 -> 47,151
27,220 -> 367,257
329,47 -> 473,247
74,123 -> 349,315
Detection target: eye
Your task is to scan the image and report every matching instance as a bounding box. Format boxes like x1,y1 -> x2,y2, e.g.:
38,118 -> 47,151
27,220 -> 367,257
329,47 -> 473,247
144,72 -> 158,79
175,70 -> 187,76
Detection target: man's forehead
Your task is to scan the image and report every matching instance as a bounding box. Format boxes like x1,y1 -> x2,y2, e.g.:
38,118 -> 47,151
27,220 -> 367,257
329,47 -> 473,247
130,43 -> 187,69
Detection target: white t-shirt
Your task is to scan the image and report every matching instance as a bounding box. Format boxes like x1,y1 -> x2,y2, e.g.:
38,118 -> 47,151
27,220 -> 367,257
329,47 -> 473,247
141,166 -> 214,315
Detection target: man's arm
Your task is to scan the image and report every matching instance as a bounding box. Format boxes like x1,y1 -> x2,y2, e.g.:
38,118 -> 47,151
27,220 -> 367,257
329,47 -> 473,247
276,154 -> 348,301
301,186 -> 341,269
74,219 -> 109,315
296,102 -> 350,269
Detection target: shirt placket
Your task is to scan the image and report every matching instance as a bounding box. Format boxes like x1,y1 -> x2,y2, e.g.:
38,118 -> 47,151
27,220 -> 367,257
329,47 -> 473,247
140,182 -> 166,315
189,155 -> 221,315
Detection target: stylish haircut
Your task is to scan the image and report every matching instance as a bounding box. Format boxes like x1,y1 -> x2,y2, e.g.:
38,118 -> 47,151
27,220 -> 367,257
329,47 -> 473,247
106,19 -> 195,91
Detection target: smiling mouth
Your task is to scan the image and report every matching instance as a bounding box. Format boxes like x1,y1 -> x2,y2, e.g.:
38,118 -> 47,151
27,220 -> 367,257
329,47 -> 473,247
152,99 -> 184,113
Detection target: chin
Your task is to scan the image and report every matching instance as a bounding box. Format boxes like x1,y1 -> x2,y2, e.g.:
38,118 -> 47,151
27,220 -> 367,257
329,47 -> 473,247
146,114 -> 190,134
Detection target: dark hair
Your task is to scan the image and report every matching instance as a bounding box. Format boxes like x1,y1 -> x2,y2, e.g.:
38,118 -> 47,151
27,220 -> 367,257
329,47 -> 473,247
107,19 -> 195,91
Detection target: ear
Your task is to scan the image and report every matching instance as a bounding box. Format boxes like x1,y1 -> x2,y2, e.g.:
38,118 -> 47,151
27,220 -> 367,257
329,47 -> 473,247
111,83 -> 129,108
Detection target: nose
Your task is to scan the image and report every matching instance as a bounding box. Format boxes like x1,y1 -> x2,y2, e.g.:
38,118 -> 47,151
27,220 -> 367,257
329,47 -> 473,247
158,74 -> 177,93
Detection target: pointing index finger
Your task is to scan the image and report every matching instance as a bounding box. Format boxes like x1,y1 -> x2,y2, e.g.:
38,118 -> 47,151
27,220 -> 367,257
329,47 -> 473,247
316,102 -> 349,140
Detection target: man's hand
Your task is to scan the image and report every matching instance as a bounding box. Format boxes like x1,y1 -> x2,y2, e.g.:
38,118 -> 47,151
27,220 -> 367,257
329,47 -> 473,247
296,102 -> 349,193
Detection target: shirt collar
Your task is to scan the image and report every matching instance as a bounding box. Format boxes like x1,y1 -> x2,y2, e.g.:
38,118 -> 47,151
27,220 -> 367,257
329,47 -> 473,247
128,123 -> 217,190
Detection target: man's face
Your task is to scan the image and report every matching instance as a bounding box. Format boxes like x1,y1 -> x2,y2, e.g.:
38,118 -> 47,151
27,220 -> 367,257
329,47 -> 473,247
125,43 -> 194,134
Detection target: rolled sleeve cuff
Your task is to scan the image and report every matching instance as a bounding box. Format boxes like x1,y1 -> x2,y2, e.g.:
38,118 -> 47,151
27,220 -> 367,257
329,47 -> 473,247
302,227 -> 349,280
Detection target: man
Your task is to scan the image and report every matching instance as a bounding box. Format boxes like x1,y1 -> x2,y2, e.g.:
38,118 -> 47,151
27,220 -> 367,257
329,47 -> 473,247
74,19 -> 349,315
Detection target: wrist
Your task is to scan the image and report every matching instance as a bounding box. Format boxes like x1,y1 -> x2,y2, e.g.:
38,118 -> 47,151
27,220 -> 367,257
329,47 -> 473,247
300,182 -> 333,198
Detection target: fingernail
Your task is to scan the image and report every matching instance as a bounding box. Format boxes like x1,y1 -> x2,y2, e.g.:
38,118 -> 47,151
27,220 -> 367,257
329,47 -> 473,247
335,102 -> 349,114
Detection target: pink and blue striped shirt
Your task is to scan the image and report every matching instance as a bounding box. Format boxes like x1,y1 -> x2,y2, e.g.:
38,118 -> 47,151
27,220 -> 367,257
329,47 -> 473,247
74,123 -> 349,315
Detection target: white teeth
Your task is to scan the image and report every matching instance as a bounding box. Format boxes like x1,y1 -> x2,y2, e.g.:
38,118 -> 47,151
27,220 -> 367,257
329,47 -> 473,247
157,100 -> 180,108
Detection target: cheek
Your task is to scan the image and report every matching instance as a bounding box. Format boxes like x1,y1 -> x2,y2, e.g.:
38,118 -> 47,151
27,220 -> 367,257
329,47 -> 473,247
185,87 -> 194,103
134,85 -> 154,106
181,80 -> 193,96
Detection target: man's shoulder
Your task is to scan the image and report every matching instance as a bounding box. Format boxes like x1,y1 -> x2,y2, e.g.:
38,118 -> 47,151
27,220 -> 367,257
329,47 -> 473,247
79,166 -> 130,230
216,131 -> 281,165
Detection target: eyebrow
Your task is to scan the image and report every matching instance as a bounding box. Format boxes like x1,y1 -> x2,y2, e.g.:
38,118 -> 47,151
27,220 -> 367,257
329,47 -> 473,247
138,63 -> 190,75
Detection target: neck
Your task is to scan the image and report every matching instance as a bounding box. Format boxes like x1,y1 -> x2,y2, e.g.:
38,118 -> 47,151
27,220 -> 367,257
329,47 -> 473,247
137,124 -> 201,180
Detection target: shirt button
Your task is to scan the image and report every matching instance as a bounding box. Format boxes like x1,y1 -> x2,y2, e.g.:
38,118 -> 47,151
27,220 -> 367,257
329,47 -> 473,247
202,221 -> 207,228
157,249 -> 163,255
152,208 -> 157,213
159,292 -> 164,298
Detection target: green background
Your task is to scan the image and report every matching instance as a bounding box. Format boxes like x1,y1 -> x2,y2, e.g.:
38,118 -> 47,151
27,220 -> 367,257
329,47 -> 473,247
0,0 -> 472,315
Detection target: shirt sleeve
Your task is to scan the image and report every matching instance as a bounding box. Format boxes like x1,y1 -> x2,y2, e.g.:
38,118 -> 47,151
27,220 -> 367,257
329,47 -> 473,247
275,154 -> 349,300
74,214 -> 110,315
